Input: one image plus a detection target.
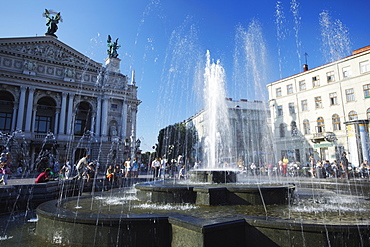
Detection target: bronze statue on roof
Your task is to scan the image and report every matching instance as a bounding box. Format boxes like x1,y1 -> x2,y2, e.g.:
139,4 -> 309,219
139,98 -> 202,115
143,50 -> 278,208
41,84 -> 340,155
43,9 -> 62,36
107,35 -> 120,58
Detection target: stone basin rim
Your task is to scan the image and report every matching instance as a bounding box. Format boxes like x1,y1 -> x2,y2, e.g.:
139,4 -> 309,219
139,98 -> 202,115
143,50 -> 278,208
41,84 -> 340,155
36,197 -> 370,227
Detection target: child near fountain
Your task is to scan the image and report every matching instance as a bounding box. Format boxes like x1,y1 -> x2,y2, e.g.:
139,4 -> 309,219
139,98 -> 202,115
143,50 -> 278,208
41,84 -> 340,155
178,165 -> 186,179
106,165 -> 114,182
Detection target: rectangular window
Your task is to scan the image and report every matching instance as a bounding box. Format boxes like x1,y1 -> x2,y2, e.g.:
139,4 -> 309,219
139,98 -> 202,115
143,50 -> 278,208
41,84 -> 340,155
0,112 -> 12,131
333,116 -> 341,131
326,71 -> 335,83
360,60 -> 370,74
287,84 -> 293,94
312,76 -> 320,87
277,105 -> 283,116
111,104 -> 118,109
315,96 -> 322,109
301,100 -> 308,111
35,116 -> 52,133
303,120 -> 310,135
74,119 -> 85,136
276,87 -> 282,97
342,66 -> 351,78
299,80 -> 306,91
288,102 -> 295,114
346,88 -> 355,102
363,84 -> 370,99
329,92 -> 337,105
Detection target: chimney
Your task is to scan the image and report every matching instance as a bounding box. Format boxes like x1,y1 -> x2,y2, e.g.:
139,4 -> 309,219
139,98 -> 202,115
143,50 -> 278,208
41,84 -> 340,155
303,64 -> 308,72
131,70 -> 136,85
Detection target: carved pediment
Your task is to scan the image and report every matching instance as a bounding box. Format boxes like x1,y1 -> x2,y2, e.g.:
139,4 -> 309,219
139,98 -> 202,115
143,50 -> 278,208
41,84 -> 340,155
0,36 -> 102,71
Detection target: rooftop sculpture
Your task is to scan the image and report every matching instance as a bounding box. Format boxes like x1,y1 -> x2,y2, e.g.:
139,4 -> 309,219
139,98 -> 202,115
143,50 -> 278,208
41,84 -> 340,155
43,9 -> 62,36
107,35 -> 120,58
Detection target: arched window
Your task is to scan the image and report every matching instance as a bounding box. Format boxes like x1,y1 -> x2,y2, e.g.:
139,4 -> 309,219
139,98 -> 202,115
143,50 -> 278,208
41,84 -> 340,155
317,117 -> 325,133
74,102 -> 92,136
35,97 -> 56,133
332,114 -> 341,131
291,121 -> 298,136
279,123 -> 285,137
348,110 -> 358,121
303,119 -> 310,135
367,108 -> 370,119
0,91 -> 14,132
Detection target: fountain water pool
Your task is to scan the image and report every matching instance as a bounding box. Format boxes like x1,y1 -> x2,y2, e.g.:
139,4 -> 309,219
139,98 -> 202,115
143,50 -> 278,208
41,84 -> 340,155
32,178 -> 370,246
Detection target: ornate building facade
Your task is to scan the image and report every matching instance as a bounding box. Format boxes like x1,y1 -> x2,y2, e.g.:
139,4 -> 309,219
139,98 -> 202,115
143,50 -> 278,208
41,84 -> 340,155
0,35 -> 140,170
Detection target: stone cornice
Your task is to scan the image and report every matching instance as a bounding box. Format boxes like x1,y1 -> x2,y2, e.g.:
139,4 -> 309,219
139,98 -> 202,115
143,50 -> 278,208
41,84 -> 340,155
0,36 -> 102,72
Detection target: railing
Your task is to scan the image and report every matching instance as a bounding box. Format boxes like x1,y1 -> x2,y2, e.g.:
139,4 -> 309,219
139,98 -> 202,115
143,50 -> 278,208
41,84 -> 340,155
34,134 -> 48,140
313,132 -> 324,138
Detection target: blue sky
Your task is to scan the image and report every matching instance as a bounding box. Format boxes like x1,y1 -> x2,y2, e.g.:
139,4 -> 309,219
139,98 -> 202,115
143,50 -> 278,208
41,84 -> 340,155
1,0 -> 370,152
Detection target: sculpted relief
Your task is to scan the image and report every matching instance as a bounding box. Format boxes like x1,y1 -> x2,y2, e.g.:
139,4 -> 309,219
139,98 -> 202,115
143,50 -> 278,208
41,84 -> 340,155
3,43 -> 86,66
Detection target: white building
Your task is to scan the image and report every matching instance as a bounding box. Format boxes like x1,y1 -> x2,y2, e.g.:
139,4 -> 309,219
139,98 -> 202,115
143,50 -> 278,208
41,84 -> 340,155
186,98 -> 271,166
266,46 -> 370,166
0,35 -> 141,170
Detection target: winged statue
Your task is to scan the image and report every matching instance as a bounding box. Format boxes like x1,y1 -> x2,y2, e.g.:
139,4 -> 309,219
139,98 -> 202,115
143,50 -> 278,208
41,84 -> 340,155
43,9 -> 62,36
107,35 -> 120,58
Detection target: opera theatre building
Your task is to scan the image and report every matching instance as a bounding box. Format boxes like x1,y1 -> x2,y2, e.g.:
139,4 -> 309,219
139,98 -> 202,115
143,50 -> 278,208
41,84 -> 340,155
0,35 -> 140,171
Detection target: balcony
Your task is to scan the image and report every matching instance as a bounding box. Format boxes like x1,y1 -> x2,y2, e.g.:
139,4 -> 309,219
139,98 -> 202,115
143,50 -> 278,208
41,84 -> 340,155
311,131 -> 336,144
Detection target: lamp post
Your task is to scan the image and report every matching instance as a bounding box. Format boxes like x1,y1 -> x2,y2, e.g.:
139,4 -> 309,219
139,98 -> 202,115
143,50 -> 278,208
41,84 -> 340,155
124,137 -> 142,161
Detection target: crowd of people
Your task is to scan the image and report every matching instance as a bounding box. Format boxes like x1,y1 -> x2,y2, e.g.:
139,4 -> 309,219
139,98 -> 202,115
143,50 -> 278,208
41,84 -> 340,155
238,152 -> 370,179
0,150 -> 365,185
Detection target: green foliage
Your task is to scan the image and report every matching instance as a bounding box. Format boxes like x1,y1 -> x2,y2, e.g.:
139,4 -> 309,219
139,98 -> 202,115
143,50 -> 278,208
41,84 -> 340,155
156,122 -> 197,162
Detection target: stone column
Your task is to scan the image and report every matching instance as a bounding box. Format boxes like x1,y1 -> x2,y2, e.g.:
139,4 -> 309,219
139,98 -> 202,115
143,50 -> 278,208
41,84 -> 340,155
25,87 -> 35,132
66,93 -> 74,135
91,112 -> 96,134
11,104 -> 17,131
131,106 -> 137,140
31,106 -> 37,132
121,101 -> 127,138
54,110 -> 60,134
101,98 -> 109,136
95,97 -> 102,136
16,86 -> 26,130
59,92 -> 67,134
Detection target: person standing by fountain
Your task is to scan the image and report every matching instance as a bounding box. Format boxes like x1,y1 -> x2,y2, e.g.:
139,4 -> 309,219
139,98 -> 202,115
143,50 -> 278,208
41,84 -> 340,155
84,162 -> 95,183
106,165 -> 114,182
282,157 -> 289,176
60,159 -> 71,179
340,152 -> 349,179
73,154 -> 90,180
132,158 -> 139,178
160,158 -> 167,179
152,158 -> 161,179
360,160 -> 369,178
178,165 -> 186,179
124,158 -> 131,178
309,155 -> 316,178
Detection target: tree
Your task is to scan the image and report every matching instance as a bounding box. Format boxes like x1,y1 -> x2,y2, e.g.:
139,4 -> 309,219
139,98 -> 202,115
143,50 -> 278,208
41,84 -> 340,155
156,122 -> 197,164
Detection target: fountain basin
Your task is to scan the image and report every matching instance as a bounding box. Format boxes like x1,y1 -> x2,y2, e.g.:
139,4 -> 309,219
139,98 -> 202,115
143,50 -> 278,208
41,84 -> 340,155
35,192 -> 370,247
189,169 -> 237,183
135,180 -> 295,205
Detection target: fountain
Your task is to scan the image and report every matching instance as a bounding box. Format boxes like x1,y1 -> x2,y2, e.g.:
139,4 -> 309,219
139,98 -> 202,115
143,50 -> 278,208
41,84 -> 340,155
32,51 -> 370,247
1,6 -> 370,247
